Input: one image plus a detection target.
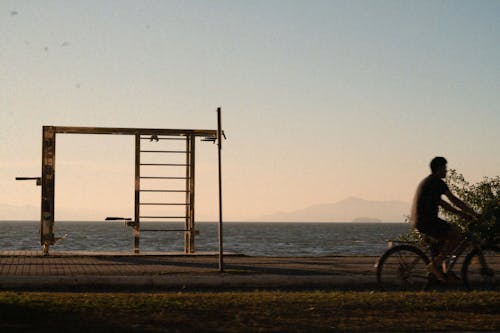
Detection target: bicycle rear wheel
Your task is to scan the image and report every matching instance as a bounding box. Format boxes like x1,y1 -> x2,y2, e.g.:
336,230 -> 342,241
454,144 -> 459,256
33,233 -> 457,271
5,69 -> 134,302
376,244 -> 431,291
461,245 -> 500,291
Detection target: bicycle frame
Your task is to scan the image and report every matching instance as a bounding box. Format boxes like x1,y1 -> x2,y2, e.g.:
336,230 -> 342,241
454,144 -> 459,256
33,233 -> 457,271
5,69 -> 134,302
441,234 -> 471,273
434,228 -> 488,275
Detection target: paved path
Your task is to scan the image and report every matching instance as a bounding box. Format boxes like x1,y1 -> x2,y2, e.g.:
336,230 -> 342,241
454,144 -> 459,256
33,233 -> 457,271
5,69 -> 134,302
0,252 -> 379,291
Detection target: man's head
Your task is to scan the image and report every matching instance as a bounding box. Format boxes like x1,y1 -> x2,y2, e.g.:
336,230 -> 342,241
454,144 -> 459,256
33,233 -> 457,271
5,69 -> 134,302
430,156 -> 447,178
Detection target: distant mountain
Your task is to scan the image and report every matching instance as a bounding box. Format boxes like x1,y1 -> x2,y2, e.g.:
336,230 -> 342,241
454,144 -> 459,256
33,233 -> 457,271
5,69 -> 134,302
262,197 -> 409,222
351,217 -> 382,223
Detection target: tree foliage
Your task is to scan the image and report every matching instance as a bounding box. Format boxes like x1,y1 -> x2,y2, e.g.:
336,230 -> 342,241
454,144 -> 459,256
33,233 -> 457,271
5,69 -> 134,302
444,169 -> 499,242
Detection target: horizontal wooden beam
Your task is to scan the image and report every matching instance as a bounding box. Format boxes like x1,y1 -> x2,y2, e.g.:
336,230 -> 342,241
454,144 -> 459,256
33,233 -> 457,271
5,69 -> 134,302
46,126 -> 217,137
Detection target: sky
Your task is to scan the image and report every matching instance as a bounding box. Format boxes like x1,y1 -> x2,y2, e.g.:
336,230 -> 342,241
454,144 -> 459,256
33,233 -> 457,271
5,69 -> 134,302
1,0 -> 499,221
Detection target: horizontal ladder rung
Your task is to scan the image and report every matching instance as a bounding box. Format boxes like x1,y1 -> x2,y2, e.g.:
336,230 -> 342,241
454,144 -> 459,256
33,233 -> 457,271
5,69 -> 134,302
140,137 -> 187,141
140,203 -> 189,206
140,150 -> 188,153
140,190 -> 189,192
141,229 -> 191,232
140,177 -> 190,179
140,163 -> 189,166
140,216 -> 190,219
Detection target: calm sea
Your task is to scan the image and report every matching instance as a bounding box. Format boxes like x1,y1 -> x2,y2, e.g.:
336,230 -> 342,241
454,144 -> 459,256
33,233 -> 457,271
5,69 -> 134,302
0,221 -> 410,256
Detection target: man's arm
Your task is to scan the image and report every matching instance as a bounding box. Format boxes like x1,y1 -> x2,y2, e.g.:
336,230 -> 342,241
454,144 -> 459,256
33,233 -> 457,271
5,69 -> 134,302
439,199 -> 462,216
442,189 -> 478,219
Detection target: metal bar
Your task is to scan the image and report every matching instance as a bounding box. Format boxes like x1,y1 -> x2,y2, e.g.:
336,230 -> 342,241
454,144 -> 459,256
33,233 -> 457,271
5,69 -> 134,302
139,150 -> 187,153
188,134 -> 196,253
140,190 -> 189,192
140,177 -> 190,179
140,203 -> 189,206
141,216 -> 190,218
185,136 -> 190,253
141,229 -> 190,232
140,163 -> 189,166
134,134 -> 141,253
16,177 -> 41,186
217,107 -> 224,272
140,137 -> 188,141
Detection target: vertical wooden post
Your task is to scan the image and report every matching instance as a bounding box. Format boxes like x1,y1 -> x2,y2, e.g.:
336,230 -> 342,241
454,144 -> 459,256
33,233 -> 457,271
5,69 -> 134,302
41,126 -> 56,255
217,107 -> 224,272
134,133 -> 141,253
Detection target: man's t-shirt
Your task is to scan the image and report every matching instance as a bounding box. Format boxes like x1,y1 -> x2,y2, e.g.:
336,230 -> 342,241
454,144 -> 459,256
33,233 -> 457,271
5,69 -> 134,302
411,174 -> 449,230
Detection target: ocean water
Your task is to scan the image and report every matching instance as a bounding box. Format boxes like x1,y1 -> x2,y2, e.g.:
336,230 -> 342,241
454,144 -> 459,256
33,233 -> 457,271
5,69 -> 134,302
0,221 -> 410,256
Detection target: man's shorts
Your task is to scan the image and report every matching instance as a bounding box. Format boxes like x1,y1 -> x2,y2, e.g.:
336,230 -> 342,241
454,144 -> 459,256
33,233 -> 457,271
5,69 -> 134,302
416,218 -> 451,240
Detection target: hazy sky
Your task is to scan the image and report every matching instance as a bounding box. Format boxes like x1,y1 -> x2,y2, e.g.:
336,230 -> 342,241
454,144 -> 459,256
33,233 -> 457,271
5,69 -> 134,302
1,1 -> 499,221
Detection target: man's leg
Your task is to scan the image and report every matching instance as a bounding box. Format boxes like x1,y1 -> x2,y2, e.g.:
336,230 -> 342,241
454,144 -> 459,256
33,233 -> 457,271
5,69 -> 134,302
438,225 -> 461,273
423,220 -> 454,281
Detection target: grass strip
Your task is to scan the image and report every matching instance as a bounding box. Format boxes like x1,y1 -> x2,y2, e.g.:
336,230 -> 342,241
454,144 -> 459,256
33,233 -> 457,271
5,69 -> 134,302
0,291 -> 499,332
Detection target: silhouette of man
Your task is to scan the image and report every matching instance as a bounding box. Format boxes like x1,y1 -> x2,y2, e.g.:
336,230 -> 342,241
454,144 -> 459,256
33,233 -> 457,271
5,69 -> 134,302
411,156 -> 478,280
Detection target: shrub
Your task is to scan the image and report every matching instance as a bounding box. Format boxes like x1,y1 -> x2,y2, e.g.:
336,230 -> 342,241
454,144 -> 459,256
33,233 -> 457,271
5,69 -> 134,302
444,169 -> 499,242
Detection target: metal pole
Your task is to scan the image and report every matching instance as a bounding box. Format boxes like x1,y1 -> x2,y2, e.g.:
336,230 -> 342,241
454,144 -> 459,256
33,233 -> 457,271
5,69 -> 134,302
217,107 -> 224,272
134,133 -> 140,253
185,135 -> 196,253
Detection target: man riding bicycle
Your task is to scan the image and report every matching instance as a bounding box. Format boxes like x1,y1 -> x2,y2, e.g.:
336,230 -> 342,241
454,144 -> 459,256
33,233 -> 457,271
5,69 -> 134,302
411,156 -> 479,281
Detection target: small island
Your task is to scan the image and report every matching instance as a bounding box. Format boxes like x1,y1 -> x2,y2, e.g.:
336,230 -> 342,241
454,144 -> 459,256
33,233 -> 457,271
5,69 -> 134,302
351,217 -> 382,223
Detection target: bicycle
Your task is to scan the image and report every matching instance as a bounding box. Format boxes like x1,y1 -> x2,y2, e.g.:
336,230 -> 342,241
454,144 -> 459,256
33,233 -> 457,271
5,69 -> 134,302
375,222 -> 499,291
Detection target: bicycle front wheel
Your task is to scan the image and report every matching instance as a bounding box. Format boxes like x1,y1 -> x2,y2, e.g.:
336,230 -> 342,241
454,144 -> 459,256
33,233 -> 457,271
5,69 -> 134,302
462,245 -> 500,291
376,244 -> 431,291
